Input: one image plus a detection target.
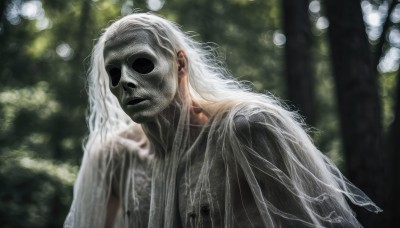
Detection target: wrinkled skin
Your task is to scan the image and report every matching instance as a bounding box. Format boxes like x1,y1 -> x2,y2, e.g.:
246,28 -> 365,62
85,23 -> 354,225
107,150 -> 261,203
104,30 -> 178,123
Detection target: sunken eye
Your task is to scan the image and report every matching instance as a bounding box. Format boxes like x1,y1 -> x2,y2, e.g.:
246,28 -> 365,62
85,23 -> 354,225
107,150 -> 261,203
108,68 -> 121,87
132,58 -> 154,74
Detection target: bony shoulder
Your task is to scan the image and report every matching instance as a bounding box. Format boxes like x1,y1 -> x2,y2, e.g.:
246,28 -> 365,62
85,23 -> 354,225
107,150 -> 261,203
230,103 -> 276,134
89,124 -> 153,163
114,124 -> 154,162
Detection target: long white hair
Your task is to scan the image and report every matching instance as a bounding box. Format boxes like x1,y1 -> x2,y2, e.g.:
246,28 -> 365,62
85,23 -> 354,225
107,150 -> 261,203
65,13 -> 382,228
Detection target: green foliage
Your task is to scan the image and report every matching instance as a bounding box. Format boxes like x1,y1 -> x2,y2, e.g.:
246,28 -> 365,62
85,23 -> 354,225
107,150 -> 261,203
381,71 -> 397,132
163,0 -> 284,95
0,151 -> 76,227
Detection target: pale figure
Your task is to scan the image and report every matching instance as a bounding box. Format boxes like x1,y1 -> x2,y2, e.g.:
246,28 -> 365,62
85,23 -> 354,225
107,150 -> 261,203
64,13 -> 381,228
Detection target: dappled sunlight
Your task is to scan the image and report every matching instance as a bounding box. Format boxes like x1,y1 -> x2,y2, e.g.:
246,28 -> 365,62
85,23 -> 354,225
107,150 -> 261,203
316,17 -> 329,30
147,0 -> 165,11
56,42 -> 74,60
308,1 -> 329,32
362,0 -> 385,40
18,156 -> 78,185
379,47 -> 400,73
391,4 -> 400,23
0,82 -> 60,131
6,0 -> 51,30
273,30 -> 286,47
309,1 -> 320,14
361,0 -> 400,73
0,150 -> 76,227
20,0 -> 44,20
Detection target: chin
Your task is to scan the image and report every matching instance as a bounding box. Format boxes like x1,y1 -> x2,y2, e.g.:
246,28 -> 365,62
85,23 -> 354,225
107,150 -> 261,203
126,103 -> 174,124
129,114 -> 154,124
128,109 -> 162,123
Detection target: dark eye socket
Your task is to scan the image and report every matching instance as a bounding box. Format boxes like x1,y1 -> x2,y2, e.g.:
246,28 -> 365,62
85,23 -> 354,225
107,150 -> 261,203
108,67 -> 121,87
132,58 -> 154,74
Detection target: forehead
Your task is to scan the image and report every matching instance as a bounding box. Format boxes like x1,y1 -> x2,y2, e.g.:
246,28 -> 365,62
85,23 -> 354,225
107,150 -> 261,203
103,30 -> 162,65
104,29 -> 155,49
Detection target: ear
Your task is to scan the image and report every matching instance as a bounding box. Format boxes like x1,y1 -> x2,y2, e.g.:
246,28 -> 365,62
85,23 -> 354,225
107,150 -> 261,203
177,50 -> 188,78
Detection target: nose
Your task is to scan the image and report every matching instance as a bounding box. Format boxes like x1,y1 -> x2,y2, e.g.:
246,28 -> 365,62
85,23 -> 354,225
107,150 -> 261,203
120,66 -> 137,91
122,81 -> 136,91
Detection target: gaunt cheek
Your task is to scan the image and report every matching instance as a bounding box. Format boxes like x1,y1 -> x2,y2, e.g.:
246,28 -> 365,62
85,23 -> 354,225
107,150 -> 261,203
155,77 -> 177,100
145,70 -> 177,98
109,86 -> 120,100
157,67 -> 178,95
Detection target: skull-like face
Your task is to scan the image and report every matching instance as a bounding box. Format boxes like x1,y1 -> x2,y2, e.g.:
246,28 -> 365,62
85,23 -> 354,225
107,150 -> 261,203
103,30 -> 178,123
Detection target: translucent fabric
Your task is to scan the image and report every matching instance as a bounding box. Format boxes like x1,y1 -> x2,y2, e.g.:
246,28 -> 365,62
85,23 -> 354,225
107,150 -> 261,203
64,13 -> 381,228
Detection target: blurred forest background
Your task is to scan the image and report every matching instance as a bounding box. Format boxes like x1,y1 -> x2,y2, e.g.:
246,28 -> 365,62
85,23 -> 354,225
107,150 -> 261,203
0,0 -> 398,227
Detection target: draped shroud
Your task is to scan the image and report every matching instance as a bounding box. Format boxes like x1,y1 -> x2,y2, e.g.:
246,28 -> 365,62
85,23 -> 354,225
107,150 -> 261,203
64,13 -> 381,228
65,100 -> 381,228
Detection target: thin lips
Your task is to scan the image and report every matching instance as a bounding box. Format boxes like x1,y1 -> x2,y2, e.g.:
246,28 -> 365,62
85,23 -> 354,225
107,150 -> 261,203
125,97 -> 146,106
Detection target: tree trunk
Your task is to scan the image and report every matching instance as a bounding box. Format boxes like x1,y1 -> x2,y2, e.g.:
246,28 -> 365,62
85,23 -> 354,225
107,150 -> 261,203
75,0 -> 91,62
387,68 -> 400,227
325,0 -> 384,227
132,0 -> 147,10
0,0 -> 8,21
282,0 -> 316,126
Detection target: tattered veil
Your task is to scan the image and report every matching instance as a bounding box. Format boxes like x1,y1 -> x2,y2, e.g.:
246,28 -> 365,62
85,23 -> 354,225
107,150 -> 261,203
64,13 -> 381,228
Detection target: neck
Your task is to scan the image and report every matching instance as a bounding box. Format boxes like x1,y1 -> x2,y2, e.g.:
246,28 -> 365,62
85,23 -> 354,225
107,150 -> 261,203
141,103 -> 183,155
141,99 -> 209,157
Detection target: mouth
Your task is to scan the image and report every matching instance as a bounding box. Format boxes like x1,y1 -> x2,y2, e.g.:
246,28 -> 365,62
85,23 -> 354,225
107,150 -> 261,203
126,98 -> 146,106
